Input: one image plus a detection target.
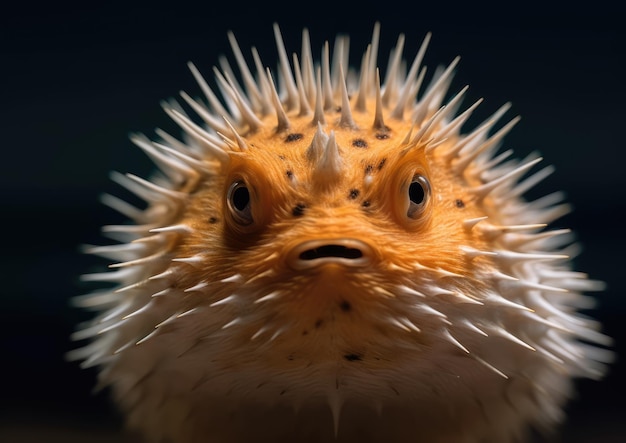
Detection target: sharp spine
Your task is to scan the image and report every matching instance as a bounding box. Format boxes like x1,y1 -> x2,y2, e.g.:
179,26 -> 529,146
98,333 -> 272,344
472,355 -> 508,379
273,23 -> 299,111
443,328 -> 470,353
266,68 -> 291,132
338,64 -> 357,129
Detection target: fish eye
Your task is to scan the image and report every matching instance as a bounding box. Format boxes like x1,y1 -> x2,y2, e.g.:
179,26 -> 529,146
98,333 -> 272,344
407,174 -> 430,219
227,181 -> 253,225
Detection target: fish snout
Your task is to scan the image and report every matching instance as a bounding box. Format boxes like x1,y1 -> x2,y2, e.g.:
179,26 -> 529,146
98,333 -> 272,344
287,238 -> 375,270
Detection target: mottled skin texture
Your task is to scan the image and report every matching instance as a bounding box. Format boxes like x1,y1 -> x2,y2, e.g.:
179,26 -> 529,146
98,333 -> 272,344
76,27 -> 610,443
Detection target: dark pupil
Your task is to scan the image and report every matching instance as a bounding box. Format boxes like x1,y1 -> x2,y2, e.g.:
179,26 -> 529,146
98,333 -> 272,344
409,181 -> 425,204
232,186 -> 250,211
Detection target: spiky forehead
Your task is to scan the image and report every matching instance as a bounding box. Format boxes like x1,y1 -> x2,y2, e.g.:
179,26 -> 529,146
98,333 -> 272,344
165,22 -> 469,175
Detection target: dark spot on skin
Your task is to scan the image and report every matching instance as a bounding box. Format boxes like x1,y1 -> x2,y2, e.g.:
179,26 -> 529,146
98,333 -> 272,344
287,355 -> 294,361
348,189 -> 360,200
339,300 -> 352,312
375,131 -> 390,139
343,353 -> 362,362
278,154 -> 286,160
302,330 -> 309,336
335,106 -> 342,113
377,158 -> 387,170
361,200 -> 371,208
352,138 -> 368,148
365,164 -> 374,175
280,389 -> 287,395
315,319 -> 323,329
455,199 -> 465,208
285,133 -> 303,143
292,203 -> 306,217
286,170 -> 294,179
208,217 -> 219,224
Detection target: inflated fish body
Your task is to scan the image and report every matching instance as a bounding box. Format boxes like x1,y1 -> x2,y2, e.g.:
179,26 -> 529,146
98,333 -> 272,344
72,24 -> 611,443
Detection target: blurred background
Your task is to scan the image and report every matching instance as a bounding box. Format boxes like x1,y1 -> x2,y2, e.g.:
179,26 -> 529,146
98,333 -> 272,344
1,1 -> 624,441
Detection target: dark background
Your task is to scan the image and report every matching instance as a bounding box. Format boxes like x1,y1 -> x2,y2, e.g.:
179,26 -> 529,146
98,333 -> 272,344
1,1 -> 624,442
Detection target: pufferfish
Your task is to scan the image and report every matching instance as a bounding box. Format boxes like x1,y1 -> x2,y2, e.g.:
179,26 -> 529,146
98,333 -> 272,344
71,23 -> 613,443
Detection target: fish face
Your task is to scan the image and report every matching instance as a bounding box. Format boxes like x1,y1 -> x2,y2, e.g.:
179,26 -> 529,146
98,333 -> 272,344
170,117 -> 477,362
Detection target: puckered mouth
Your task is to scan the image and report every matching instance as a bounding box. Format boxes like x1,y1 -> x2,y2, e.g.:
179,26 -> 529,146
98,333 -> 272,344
286,238 -> 374,270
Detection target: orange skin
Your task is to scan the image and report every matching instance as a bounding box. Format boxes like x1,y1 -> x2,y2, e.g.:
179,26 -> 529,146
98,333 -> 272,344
171,98 -> 493,350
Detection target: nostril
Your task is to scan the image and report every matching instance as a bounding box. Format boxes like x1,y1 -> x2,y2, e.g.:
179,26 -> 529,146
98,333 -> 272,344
299,245 -> 364,261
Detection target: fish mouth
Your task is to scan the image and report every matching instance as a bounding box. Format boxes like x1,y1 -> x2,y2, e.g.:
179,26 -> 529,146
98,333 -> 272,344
287,238 -> 374,270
